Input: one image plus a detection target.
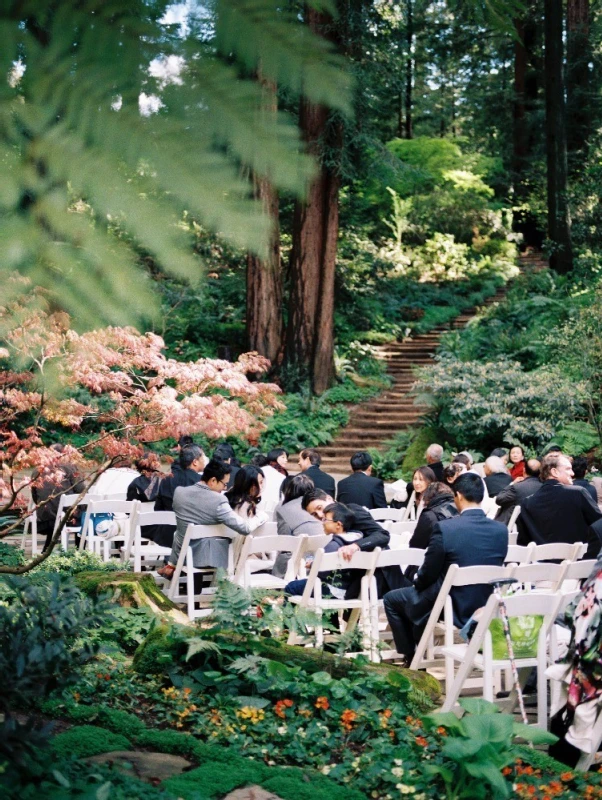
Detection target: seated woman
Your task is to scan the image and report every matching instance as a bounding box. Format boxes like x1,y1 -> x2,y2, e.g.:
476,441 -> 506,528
226,464 -> 265,564
257,448 -> 288,518
406,482 -> 457,580
273,474 -> 323,578
405,466 -> 437,520
509,445 -> 526,480
443,462 -> 467,487
548,555 -> 602,767
126,452 -> 164,503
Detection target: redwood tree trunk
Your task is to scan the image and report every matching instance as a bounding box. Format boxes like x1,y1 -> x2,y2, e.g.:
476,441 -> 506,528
566,0 -> 591,156
404,0 -> 413,139
285,6 -> 342,394
544,0 -> 573,273
246,77 -> 283,364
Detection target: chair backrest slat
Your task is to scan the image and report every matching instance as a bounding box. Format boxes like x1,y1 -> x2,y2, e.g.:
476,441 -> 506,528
370,508 -> 405,522
376,548 -> 425,569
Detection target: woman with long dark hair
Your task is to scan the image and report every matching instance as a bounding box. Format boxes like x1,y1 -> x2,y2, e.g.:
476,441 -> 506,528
267,448 -> 289,477
273,474 -> 323,577
226,465 -> 264,519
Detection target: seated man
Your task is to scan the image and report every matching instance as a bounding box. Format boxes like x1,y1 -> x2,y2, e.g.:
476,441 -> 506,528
571,456 -> 598,505
158,459 -> 266,578
297,448 -> 335,496
494,457 -> 541,525
336,451 -> 387,510
483,455 -> 512,497
284,502 -> 364,599
383,473 -> 508,664
425,443 -> 445,481
517,452 -> 602,559
146,444 -> 206,548
303,489 -> 399,595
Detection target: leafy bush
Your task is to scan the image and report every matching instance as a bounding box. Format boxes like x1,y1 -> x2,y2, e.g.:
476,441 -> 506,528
414,355 -> 589,453
0,542 -> 25,568
30,548 -> 125,577
0,575 -> 104,711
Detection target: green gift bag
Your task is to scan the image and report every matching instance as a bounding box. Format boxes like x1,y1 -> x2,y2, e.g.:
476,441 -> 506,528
488,615 -> 544,659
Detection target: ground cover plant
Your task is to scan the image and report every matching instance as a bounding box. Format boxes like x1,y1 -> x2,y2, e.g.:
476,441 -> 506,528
1,562 -> 600,800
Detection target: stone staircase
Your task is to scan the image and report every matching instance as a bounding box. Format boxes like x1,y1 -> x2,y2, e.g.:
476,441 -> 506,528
318,252 -> 544,475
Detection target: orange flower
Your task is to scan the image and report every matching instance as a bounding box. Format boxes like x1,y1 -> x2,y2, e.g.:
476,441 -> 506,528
183,687 -> 192,697
415,736 -> 428,747
274,701 -> 287,719
436,726 -> 447,736
315,696 -> 330,710
560,772 -> 574,782
73,692 -> 81,702
283,698 -> 294,707
502,767 -> 512,776
340,709 -> 358,731
382,708 -> 392,718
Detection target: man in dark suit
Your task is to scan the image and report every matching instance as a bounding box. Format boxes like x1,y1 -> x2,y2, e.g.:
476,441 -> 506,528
303,489 -> 402,596
494,458 -> 542,525
517,452 -> 602,559
571,456 -> 599,505
297,448 -> 336,497
383,473 -> 508,662
425,443 -> 445,482
336,452 -> 387,510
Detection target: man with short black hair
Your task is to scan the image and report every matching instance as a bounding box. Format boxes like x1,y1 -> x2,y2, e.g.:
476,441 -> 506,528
336,451 -> 387,509
213,442 -> 240,488
571,456 -> 598,504
382,473 -> 507,663
298,449 -> 335,496
494,457 -> 542,525
159,458 -> 267,578
518,453 -> 602,559
425,444 -> 445,481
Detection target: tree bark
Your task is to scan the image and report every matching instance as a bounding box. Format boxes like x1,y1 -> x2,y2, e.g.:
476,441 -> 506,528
285,6 -> 342,394
405,0 -> 413,139
246,77 -> 283,364
544,0 -> 573,273
566,0 -> 591,156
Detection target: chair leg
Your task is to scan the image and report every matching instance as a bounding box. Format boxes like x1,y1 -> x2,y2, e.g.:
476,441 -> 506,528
314,582 -> 323,648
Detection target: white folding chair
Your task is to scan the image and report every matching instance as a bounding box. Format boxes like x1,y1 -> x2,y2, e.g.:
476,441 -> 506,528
287,547 -> 381,654
508,505 -> 521,534
504,543 -> 535,564
441,590 -> 563,728
234,534 -> 306,589
370,508 -> 405,522
387,520 -> 418,537
121,506 -> 174,572
79,499 -> 136,561
531,542 -> 586,562
293,534 -> 332,579
252,521 -> 278,537
388,532 -> 412,550
22,500 -> 39,556
402,492 -> 417,521
370,548 -> 425,663
511,560 -> 569,592
508,531 -> 518,546
53,492 -> 88,550
167,523 -> 237,620
410,564 -> 513,675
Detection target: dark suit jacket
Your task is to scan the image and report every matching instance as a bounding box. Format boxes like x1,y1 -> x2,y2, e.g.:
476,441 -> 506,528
517,479 -> 602,559
147,465 -> 202,547
343,504 -> 394,599
484,472 -> 512,497
574,478 -> 598,505
337,471 -> 387,510
404,509 -> 508,628
494,475 -> 542,525
428,461 -> 445,481
302,465 -> 336,497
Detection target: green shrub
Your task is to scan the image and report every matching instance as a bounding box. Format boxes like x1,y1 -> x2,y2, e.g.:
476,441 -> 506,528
164,762 -> 268,799
0,576 -> 104,711
0,542 -> 25,568
263,773 -> 367,800
31,548 -> 124,577
50,725 -> 132,759
97,708 -> 146,739
132,622 -> 180,675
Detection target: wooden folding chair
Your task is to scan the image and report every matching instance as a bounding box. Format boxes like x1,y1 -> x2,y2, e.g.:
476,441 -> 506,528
402,491 -> 417,521
370,508 -> 405,522
79,499 -> 137,560
504,543 -> 535,564
287,547 -> 381,654
234,534 -> 306,589
441,590 -> 563,728
507,505 -> 521,534
167,523 -> 237,620
121,506 -> 174,572
531,542 -> 586,562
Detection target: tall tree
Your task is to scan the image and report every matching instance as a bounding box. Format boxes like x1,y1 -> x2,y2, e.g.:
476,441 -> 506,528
405,0 -> 414,139
566,0 -> 591,157
544,0 -> 573,272
285,4 -> 346,394
246,75 -> 283,364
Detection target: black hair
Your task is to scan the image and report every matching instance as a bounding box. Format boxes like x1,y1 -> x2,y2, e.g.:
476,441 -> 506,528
178,435 -> 194,448
452,453 -> 472,467
201,458 -> 231,484
213,443 -> 236,462
490,448 -> 507,458
452,473 -> 484,503
300,448 -> 321,466
572,456 -> 588,480
413,466 -> 437,485
250,453 -> 269,468
443,463 -> 465,484
323,502 -> 356,532
267,448 -> 288,463
226,464 -> 264,513
282,474 -> 315,504
179,444 -> 204,470
350,451 -> 372,472
301,489 -> 329,510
